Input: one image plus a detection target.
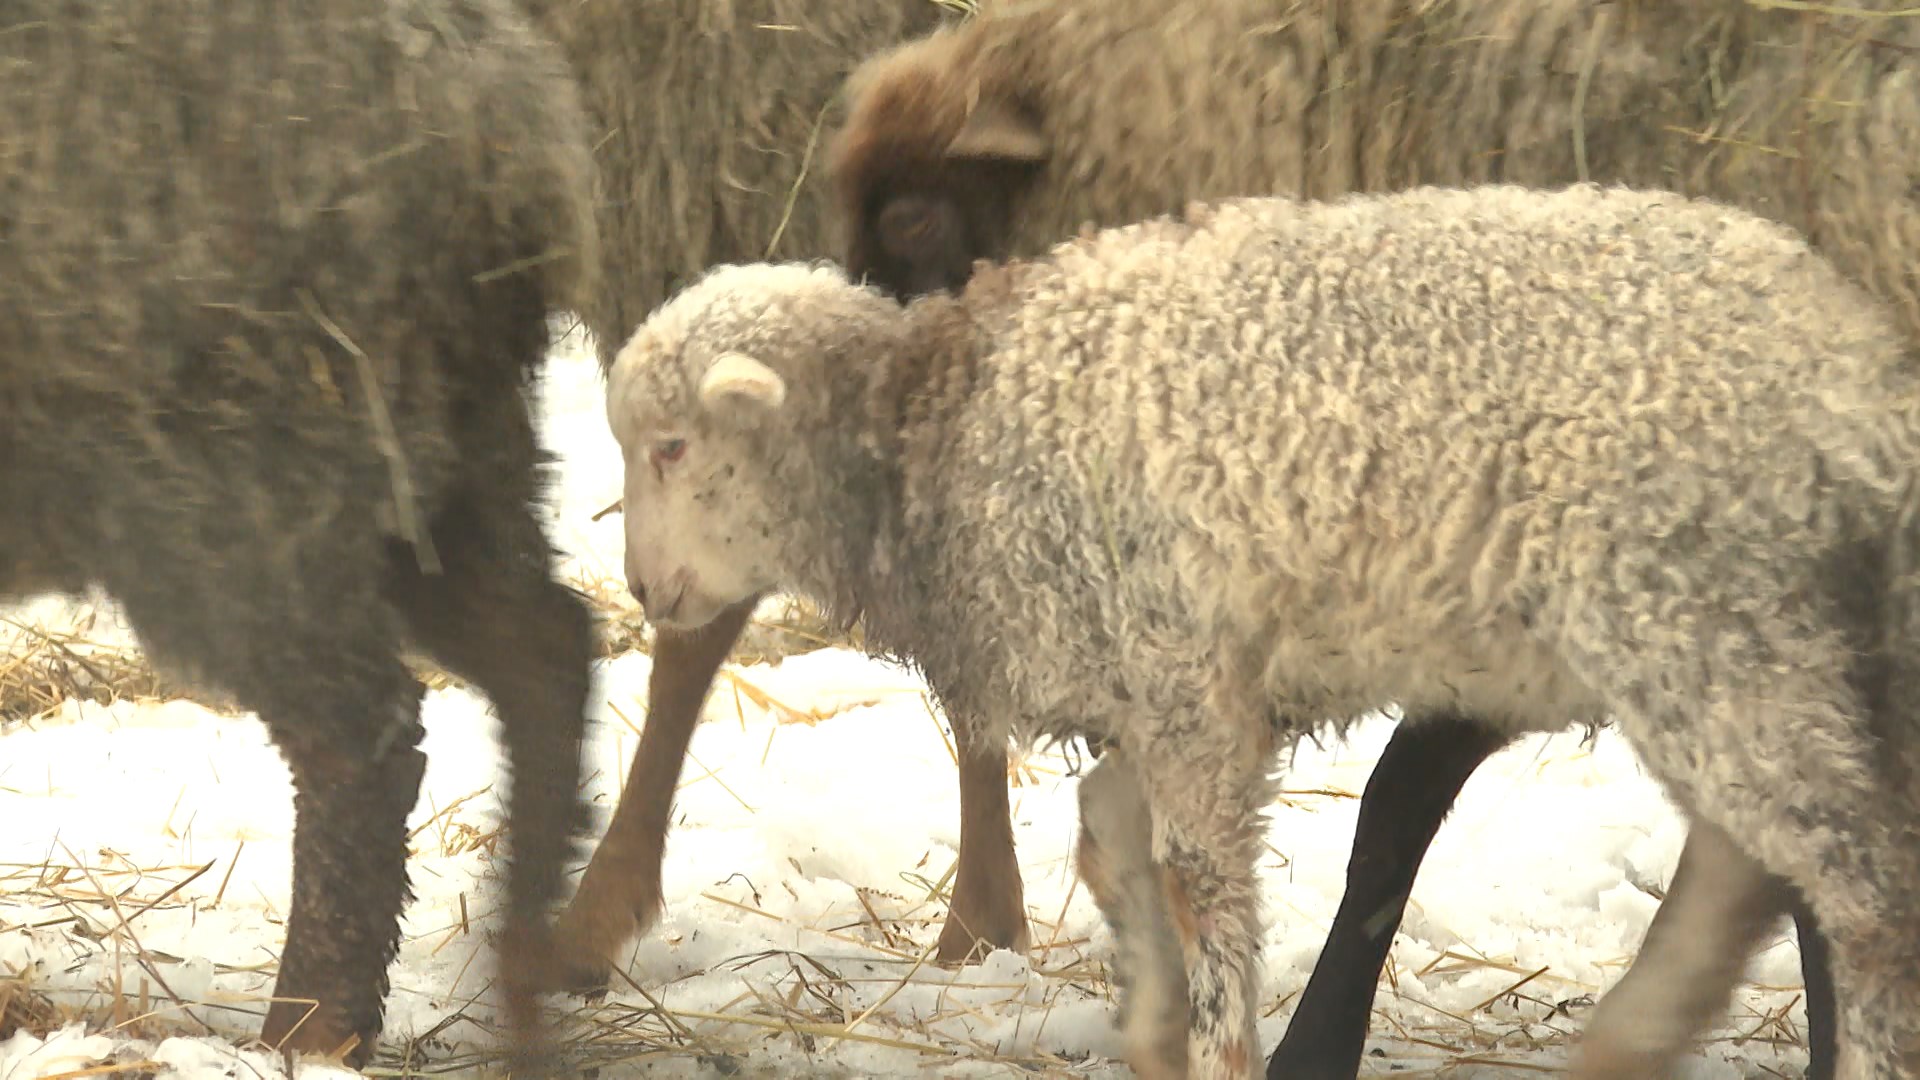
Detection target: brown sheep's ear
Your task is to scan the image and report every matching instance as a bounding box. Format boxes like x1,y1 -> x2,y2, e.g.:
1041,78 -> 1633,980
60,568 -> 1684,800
945,99 -> 1048,164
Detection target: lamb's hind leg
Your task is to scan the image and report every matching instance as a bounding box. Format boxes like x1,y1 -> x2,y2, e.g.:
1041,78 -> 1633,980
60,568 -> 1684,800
1076,752 -> 1189,1078
1135,731 -> 1271,1080
1569,815 -> 1802,1079
551,598 -> 757,989
1599,683 -> 1920,1078
1268,710 -> 1509,1079
1673,797 -> 1914,1080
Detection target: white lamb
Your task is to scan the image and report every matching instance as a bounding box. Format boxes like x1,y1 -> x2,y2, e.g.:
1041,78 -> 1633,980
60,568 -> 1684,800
604,183 -> 1920,1080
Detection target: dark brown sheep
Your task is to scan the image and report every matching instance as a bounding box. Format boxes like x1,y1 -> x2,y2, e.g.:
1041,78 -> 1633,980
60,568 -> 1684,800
0,0 -> 599,1068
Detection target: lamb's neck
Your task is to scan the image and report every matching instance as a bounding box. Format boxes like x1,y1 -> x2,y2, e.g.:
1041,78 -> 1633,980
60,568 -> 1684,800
845,506 -> 962,668
764,415 -> 917,645
826,294 -> 990,666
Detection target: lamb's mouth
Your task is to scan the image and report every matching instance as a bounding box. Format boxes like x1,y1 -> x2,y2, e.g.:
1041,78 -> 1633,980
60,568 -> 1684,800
646,575 -> 733,633
652,584 -> 687,624
635,567 -> 689,625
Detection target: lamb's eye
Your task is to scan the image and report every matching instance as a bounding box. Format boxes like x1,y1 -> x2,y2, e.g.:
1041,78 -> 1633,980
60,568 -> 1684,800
652,438 -> 687,465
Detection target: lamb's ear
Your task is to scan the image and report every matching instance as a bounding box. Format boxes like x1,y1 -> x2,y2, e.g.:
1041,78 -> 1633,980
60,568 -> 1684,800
945,99 -> 1049,164
699,351 -> 787,413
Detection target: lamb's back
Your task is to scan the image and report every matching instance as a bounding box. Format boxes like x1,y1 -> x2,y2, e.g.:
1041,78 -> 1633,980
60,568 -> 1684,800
914,186 -> 1917,725
964,186 -> 1910,538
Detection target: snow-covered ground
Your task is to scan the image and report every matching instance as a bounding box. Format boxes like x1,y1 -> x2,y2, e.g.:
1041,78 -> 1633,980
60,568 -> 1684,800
0,324 -> 1818,1078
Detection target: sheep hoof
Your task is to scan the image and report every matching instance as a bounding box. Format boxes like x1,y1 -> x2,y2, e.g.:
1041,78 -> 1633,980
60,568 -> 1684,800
934,881 -> 1032,967
549,888 -> 653,995
490,920 -> 580,1072
258,1004 -> 372,1072
547,918 -> 617,998
1564,1038 -> 1672,1080
557,960 -> 613,1000
933,911 -> 1032,967
1123,1025 -> 1189,1080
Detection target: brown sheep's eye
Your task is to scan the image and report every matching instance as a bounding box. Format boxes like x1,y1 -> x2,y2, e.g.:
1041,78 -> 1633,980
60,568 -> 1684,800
652,438 -> 687,465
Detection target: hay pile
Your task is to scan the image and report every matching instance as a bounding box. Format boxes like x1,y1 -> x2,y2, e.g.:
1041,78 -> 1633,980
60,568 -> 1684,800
0,968 -> 58,1046
0,585 -> 859,727
0,608 -> 186,725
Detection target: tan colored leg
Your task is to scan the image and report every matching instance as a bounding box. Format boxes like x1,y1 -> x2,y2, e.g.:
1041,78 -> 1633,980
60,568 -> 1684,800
1077,753 -> 1189,1079
550,597 -> 756,987
935,719 -> 1031,964
1570,816 -> 1794,1079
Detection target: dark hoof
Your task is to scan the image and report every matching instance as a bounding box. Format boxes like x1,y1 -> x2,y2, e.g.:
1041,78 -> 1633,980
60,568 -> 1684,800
259,1002 -> 375,1071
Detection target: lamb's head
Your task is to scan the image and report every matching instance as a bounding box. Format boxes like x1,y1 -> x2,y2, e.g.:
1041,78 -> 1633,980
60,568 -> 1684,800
604,261 -> 902,631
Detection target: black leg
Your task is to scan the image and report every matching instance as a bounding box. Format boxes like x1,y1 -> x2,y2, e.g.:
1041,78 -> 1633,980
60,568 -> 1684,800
1267,712 -> 1510,1080
260,689 -> 427,1064
1789,890 -> 1836,1080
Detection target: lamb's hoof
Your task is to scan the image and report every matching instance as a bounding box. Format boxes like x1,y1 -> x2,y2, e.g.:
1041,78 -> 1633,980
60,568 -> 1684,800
549,896 -> 643,997
1123,1026 -> 1188,1080
559,961 -> 613,1001
547,927 -> 615,999
933,905 -> 1032,967
1564,1037 -> 1670,1080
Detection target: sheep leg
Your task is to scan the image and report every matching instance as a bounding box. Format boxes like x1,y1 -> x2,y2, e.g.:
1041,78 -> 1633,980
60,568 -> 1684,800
1139,740 -> 1269,1080
937,721 -> 1030,964
1568,815 -> 1798,1079
258,692 -> 427,1066
1636,784 -> 1918,1079
1597,697 -> 1920,1078
1076,753 -> 1189,1078
1792,894 -> 1837,1080
551,597 -> 757,989
1712,826 -> 1917,1080
385,499 -> 594,1069
1818,856 -> 1920,1079
1267,710 -> 1508,1079
104,524 -> 425,1066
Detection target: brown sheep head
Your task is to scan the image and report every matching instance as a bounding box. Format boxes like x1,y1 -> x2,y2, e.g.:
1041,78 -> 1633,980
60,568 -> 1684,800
829,30 -> 1048,302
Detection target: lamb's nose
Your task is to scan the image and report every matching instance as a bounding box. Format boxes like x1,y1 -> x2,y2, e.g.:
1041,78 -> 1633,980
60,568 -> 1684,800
628,579 -> 647,609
